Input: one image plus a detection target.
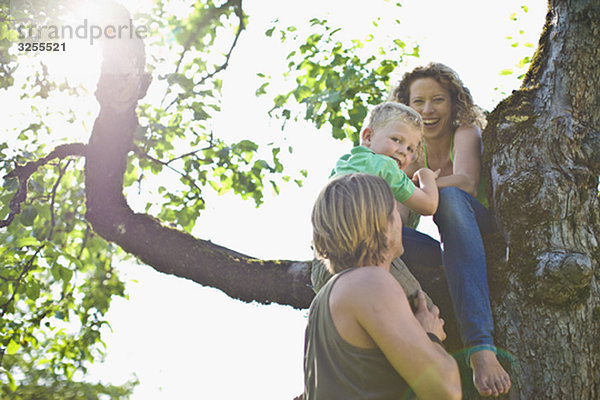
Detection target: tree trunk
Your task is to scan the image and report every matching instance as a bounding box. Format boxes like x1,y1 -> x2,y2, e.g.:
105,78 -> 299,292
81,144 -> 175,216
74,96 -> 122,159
483,1 -> 600,398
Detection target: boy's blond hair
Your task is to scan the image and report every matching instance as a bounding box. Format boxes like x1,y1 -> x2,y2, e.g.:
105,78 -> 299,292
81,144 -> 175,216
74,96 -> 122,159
311,173 -> 395,274
364,101 -> 424,133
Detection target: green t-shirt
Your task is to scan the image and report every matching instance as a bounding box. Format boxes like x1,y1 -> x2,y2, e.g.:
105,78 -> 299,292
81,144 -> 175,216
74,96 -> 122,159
304,268 -> 413,400
331,146 -> 416,203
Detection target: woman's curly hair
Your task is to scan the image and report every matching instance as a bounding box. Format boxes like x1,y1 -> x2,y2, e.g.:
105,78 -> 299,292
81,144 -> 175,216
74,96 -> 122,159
390,62 -> 486,129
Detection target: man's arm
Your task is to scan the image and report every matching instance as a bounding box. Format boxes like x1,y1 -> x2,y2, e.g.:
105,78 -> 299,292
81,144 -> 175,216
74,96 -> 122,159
351,268 -> 461,400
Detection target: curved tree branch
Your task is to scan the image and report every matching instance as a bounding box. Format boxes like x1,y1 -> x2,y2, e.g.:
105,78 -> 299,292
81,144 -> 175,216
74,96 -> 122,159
1,143 -> 86,228
84,2 -> 315,309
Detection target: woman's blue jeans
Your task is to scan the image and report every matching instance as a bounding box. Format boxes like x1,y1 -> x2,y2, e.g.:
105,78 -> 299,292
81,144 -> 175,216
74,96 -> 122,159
402,186 -> 496,356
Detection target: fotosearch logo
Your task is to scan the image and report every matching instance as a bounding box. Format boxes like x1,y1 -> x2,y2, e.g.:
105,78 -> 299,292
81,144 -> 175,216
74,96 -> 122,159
13,18 -> 149,45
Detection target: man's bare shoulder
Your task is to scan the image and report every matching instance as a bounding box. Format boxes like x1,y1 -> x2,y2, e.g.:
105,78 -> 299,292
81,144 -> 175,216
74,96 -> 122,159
335,266 -> 405,299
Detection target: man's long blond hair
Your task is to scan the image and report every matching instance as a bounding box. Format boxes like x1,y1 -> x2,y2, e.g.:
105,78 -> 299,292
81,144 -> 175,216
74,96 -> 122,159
311,173 -> 395,274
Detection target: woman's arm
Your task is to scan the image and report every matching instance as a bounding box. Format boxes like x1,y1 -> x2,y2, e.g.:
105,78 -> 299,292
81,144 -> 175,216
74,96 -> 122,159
436,125 -> 482,196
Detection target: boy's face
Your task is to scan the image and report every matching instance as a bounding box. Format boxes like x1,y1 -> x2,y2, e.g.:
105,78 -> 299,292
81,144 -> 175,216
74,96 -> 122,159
361,120 -> 420,170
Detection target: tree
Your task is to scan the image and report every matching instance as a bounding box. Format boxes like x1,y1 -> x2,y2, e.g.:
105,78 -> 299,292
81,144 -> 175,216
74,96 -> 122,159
481,1 -> 600,398
0,0 -> 598,399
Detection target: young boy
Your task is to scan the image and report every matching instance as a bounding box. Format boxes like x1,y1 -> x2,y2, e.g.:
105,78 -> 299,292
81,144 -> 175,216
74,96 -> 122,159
311,102 -> 439,309
331,101 -> 439,216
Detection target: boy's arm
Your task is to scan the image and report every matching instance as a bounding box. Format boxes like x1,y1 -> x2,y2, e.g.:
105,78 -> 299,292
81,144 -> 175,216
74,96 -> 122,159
402,168 -> 439,215
376,157 -> 436,215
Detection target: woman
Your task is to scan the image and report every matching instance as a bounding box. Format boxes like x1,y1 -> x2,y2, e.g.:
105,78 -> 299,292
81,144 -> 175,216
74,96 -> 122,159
391,62 -> 511,397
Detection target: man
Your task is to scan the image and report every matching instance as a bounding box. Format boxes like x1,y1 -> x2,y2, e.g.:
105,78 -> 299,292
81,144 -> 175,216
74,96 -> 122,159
304,173 -> 461,399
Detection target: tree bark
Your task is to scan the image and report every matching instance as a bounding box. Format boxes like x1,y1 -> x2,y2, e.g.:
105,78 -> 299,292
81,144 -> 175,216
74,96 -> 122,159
483,1 -> 600,398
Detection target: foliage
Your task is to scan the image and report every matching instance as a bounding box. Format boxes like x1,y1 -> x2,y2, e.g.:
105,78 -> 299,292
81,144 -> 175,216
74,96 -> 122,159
133,0 -> 297,226
495,4 -> 539,96
1,343 -> 137,399
0,0 -> 291,395
0,154 -> 129,393
0,0 -> 317,393
259,17 -> 419,145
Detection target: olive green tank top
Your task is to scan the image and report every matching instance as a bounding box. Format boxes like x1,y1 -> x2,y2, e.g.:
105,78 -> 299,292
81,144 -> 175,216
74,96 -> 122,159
423,135 -> 488,208
304,268 -> 414,400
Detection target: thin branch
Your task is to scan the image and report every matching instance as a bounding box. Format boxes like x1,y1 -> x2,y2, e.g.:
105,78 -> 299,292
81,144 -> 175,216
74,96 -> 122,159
77,225 -> 91,259
132,146 -> 205,195
1,143 -> 86,229
0,244 -> 44,320
161,0 -> 245,111
47,159 -> 71,241
193,1 -> 245,88
175,0 -> 243,76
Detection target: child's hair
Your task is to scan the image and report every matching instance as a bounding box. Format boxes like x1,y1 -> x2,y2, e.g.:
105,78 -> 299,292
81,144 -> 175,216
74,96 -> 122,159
390,62 -> 486,129
311,173 -> 396,274
365,101 -> 424,133
363,101 -> 424,161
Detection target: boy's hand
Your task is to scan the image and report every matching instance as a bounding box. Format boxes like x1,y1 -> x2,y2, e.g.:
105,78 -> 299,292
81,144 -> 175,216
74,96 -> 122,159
412,168 -> 440,186
414,290 -> 446,342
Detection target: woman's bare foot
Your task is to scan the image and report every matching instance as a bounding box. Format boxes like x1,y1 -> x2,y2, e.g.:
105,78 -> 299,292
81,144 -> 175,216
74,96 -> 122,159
470,349 -> 511,397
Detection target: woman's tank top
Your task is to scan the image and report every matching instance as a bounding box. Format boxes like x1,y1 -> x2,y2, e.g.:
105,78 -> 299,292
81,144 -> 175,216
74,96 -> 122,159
423,135 -> 488,207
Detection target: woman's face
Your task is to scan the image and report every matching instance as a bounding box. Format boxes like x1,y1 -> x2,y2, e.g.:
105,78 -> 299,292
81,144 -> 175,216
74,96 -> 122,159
408,77 -> 454,140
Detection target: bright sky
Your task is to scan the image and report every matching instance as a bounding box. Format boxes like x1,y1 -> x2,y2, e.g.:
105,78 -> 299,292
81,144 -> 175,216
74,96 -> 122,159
6,0 -> 547,399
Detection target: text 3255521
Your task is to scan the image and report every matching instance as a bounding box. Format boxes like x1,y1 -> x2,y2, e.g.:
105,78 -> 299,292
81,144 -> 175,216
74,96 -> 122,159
18,42 -> 66,51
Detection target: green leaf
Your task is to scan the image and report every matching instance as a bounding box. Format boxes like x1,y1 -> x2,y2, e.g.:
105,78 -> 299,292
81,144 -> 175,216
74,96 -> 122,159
3,177 -> 18,191
29,179 -> 44,193
4,369 -> 16,392
6,339 -> 20,355
60,267 -> 74,283
26,280 -> 41,300
20,206 -> 38,226
14,237 -> 41,247
255,81 -> 269,96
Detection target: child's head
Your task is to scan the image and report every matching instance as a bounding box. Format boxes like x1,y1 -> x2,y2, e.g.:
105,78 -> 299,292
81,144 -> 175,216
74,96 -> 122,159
311,173 -> 401,274
360,101 -> 423,170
